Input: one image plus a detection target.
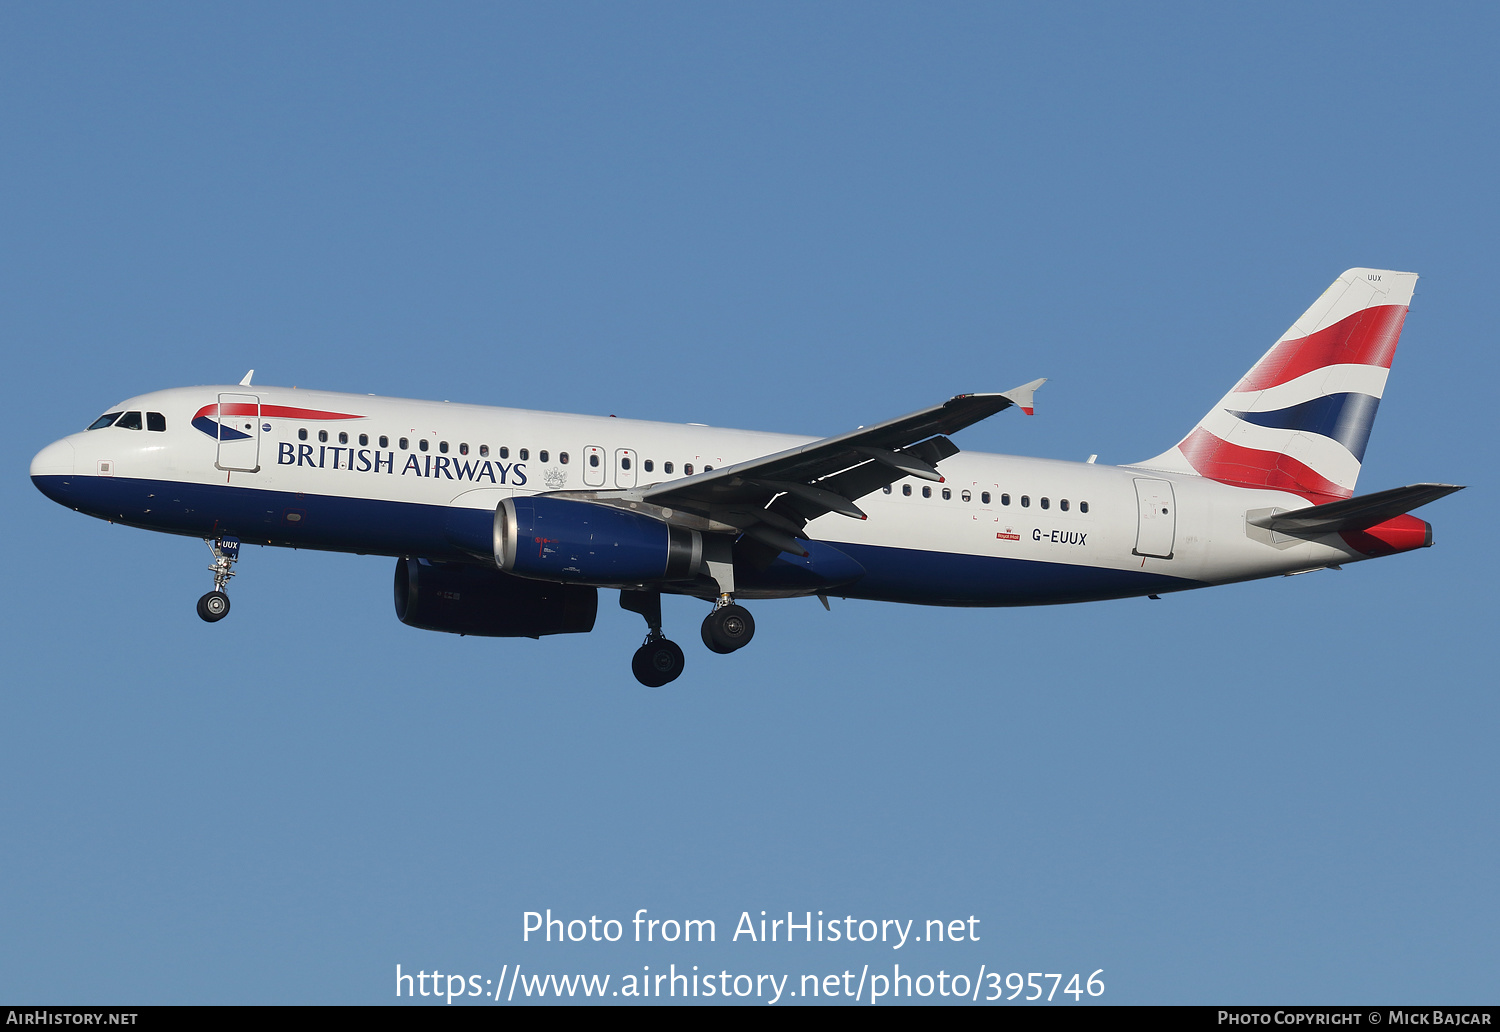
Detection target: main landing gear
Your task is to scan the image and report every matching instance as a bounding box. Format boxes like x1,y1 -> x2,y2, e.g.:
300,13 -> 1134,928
620,589 -> 757,686
621,590 -> 685,687
197,536 -> 240,624
701,597 -> 755,654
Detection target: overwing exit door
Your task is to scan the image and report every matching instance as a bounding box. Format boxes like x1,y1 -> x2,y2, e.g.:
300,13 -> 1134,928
582,446 -> 606,487
215,393 -> 261,473
615,448 -> 637,488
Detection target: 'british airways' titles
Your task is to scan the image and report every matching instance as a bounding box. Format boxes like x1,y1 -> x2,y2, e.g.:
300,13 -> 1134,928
277,442 -> 528,485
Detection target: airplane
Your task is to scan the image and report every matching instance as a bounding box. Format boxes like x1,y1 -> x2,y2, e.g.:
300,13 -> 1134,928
30,268 -> 1462,686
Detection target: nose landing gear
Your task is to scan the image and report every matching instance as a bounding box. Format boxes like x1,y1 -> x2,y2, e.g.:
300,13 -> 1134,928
197,536 -> 240,623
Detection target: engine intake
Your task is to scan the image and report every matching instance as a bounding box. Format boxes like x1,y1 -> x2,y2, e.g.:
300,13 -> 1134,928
495,496 -> 701,586
394,557 -> 597,637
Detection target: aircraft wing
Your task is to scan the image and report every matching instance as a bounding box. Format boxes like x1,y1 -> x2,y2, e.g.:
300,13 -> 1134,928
630,380 -> 1045,554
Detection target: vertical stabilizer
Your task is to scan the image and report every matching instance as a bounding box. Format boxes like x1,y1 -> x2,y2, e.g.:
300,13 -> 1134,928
1135,268 -> 1417,500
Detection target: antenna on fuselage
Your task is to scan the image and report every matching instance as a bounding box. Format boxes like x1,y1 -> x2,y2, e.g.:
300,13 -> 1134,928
239,369 -> 254,386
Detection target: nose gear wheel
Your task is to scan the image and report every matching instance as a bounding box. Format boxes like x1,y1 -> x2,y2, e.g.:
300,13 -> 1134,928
197,591 -> 230,622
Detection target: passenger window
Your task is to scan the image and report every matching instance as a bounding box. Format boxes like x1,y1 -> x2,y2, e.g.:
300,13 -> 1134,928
1060,499 -> 1069,511
299,428 -> 308,440
1041,497 -> 1050,510
479,444 -> 489,457
419,439 -> 429,452
961,490 -> 971,502
1002,493 -> 1010,506
519,449 -> 529,460
540,450 -> 549,462
440,441 -> 449,454
664,461 -> 674,474
684,463 -> 694,475
499,447 -> 509,459
644,459 -> 654,472
359,434 -> 369,446
87,412 -> 122,430
117,411 -> 143,430
1021,495 -> 1030,507
922,486 -> 932,498
379,435 -> 389,448
560,452 -> 569,464
981,491 -> 990,504
621,456 -> 631,469
589,453 -> 599,467
704,465 -> 712,471
339,431 -> 348,444
1080,501 -> 1090,514
882,485 -> 891,494
458,442 -> 467,455
399,438 -> 409,450
942,488 -> 951,500
902,484 -> 912,496
147,412 -> 167,432
318,430 -> 328,443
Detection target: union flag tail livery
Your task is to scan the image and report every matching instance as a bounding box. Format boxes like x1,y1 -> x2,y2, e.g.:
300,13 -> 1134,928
1140,268 -> 1416,500
30,268 -> 1461,686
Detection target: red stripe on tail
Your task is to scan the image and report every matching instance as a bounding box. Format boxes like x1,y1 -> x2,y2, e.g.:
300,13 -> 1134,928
1235,305 -> 1407,392
1177,427 -> 1350,501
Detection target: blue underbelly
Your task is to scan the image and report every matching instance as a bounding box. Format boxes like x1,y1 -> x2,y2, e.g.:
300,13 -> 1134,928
33,475 -> 1200,605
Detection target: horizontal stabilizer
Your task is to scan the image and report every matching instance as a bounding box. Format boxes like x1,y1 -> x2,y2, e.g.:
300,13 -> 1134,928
1248,483 -> 1464,536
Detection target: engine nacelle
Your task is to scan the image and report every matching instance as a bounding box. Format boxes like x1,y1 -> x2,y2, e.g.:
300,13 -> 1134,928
495,496 -> 701,586
394,557 -> 597,637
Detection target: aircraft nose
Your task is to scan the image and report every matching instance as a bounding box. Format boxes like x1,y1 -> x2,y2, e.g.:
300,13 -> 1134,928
31,438 -> 76,478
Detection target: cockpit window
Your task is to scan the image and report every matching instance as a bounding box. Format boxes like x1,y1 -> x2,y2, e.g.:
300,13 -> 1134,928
115,411 -> 143,430
87,412 -> 122,430
147,412 -> 166,432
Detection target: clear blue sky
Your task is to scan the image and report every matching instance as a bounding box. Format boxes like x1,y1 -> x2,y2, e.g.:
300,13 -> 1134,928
2,2 -> 1494,1005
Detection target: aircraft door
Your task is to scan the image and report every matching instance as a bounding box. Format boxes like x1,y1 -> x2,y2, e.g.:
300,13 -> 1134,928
615,448 -> 637,489
1132,478 -> 1176,559
582,445 -> 606,487
215,393 -> 261,472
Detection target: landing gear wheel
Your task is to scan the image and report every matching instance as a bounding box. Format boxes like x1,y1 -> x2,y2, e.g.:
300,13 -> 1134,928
632,639 -> 685,687
701,604 -> 755,653
197,591 -> 231,623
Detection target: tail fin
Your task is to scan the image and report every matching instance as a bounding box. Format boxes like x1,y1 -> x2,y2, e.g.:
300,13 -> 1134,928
1137,268 -> 1418,500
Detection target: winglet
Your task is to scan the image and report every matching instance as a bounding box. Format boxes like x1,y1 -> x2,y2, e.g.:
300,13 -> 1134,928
999,378 -> 1046,416
239,369 -> 255,386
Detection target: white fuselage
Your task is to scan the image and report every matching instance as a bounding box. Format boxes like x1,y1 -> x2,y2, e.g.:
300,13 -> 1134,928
30,384 -> 1379,607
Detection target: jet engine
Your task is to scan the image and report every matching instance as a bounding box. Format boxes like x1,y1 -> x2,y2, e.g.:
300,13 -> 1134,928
494,496 -> 702,586
393,557 -> 597,637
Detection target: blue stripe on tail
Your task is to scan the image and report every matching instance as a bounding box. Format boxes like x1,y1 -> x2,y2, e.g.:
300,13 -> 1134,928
1227,392 -> 1381,461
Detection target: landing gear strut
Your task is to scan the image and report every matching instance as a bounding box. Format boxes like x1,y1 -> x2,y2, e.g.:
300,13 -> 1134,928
621,590 -> 685,687
197,536 -> 240,624
697,537 -> 755,655
701,597 -> 755,654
